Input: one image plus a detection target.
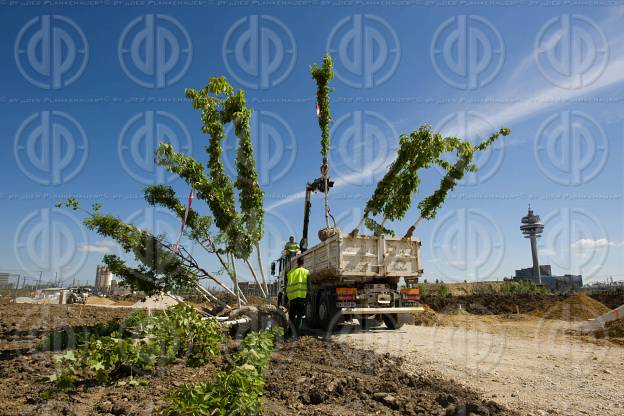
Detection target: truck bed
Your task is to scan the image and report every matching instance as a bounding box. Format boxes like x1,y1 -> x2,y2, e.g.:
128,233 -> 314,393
295,233 -> 422,283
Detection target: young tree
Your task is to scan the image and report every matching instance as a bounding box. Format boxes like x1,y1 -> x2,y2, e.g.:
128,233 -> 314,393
310,54 -> 334,229
60,77 -> 268,306
352,125 -> 511,237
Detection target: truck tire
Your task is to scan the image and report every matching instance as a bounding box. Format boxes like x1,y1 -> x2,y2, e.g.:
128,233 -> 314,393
317,290 -> 337,331
359,316 -> 380,330
305,290 -> 319,329
382,314 -> 404,330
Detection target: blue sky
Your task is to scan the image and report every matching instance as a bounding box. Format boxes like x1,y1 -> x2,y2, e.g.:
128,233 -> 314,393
1,2 -> 623,288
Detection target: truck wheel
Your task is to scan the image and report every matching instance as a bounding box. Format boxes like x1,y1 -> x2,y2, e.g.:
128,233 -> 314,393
359,316 -> 379,330
317,290 -> 337,331
305,290 -> 318,329
382,314 -> 404,330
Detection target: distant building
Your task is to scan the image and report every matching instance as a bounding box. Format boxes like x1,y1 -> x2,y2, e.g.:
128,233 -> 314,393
516,207 -> 582,292
515,265 -> 552,279
513,265 -> 582,291
0,272 -> 9,288
95,265 -> 113,292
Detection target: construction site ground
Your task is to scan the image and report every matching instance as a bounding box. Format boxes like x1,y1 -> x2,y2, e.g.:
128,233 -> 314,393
0,293 -> 622,415
335,312 -> 624,416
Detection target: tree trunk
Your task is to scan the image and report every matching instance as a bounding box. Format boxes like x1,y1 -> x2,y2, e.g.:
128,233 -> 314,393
244,258 -> 267,299
230,254 -> 241,309
256,242 -> 269,297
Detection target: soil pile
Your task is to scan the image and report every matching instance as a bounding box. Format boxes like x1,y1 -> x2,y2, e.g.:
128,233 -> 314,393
422,293 -> 563,315
589,289 -> 624,309
264,337 -> 516,416
533,294 -> 610,321
593,317 -> 624,340
85,296 -> 116,306
412,304 -> 440,326
132,294 -> 183,309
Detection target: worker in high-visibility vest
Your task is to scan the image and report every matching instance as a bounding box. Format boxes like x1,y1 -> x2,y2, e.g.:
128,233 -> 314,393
286,256 -> 309,338
283,236 -> 300,256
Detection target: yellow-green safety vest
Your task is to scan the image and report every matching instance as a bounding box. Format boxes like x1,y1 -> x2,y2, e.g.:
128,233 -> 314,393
284,242 -> 299,253
286,267 -> 309,300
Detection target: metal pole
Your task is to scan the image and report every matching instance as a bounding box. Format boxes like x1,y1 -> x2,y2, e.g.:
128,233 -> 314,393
14,275 -> 21,302
36,271 -> 42,291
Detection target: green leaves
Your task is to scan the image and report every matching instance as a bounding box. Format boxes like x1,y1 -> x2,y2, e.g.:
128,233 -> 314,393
81,210 -> 197,295
164,329 -> 280,416
47,304 -> 224,390
178,77 -> 264,260
310,54 -> 334,159
417,128 -> 511,223
361,125 -> 511,236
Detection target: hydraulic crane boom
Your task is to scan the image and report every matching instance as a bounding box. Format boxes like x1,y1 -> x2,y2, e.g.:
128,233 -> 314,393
300,176 -> 334,251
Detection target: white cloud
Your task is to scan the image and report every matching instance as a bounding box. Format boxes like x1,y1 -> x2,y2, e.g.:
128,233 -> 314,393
572,239 -> 624,249
78,244 -> 111,254
97,239 -> 117,247
539,248 -> 557,256
78,240 -> 118,253
266,160 -> 393,211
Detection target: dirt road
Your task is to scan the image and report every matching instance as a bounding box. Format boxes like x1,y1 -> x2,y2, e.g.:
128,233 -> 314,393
335,316 -> 624,416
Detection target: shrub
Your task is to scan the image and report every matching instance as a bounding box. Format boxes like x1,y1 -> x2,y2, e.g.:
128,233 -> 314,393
500,280 -> 550,295
47,303 -> 224,390
164,329 -> 280,416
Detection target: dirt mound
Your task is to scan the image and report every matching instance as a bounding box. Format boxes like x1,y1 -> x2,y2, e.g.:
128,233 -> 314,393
533,294 -> 610,321
132,294 -> 183,309
589,289 -> 624,309
593,317 -> 624,340
422,293 -> 563,315
265,337 -> 516,416
85,296 -> 116,305
412,304 -> 440,326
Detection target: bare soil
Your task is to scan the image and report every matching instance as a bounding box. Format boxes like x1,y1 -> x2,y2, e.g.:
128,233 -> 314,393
531,293 -> 610,321
265,336 -> 516,416
589,289 -> 624,309
0,304 -> 515,416
421,293 -> 565,315
337,313 -> 624,416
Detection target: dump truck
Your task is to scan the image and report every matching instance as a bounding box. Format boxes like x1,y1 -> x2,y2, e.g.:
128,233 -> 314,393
271,229 -> 425,331
271,176 -> 425,331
